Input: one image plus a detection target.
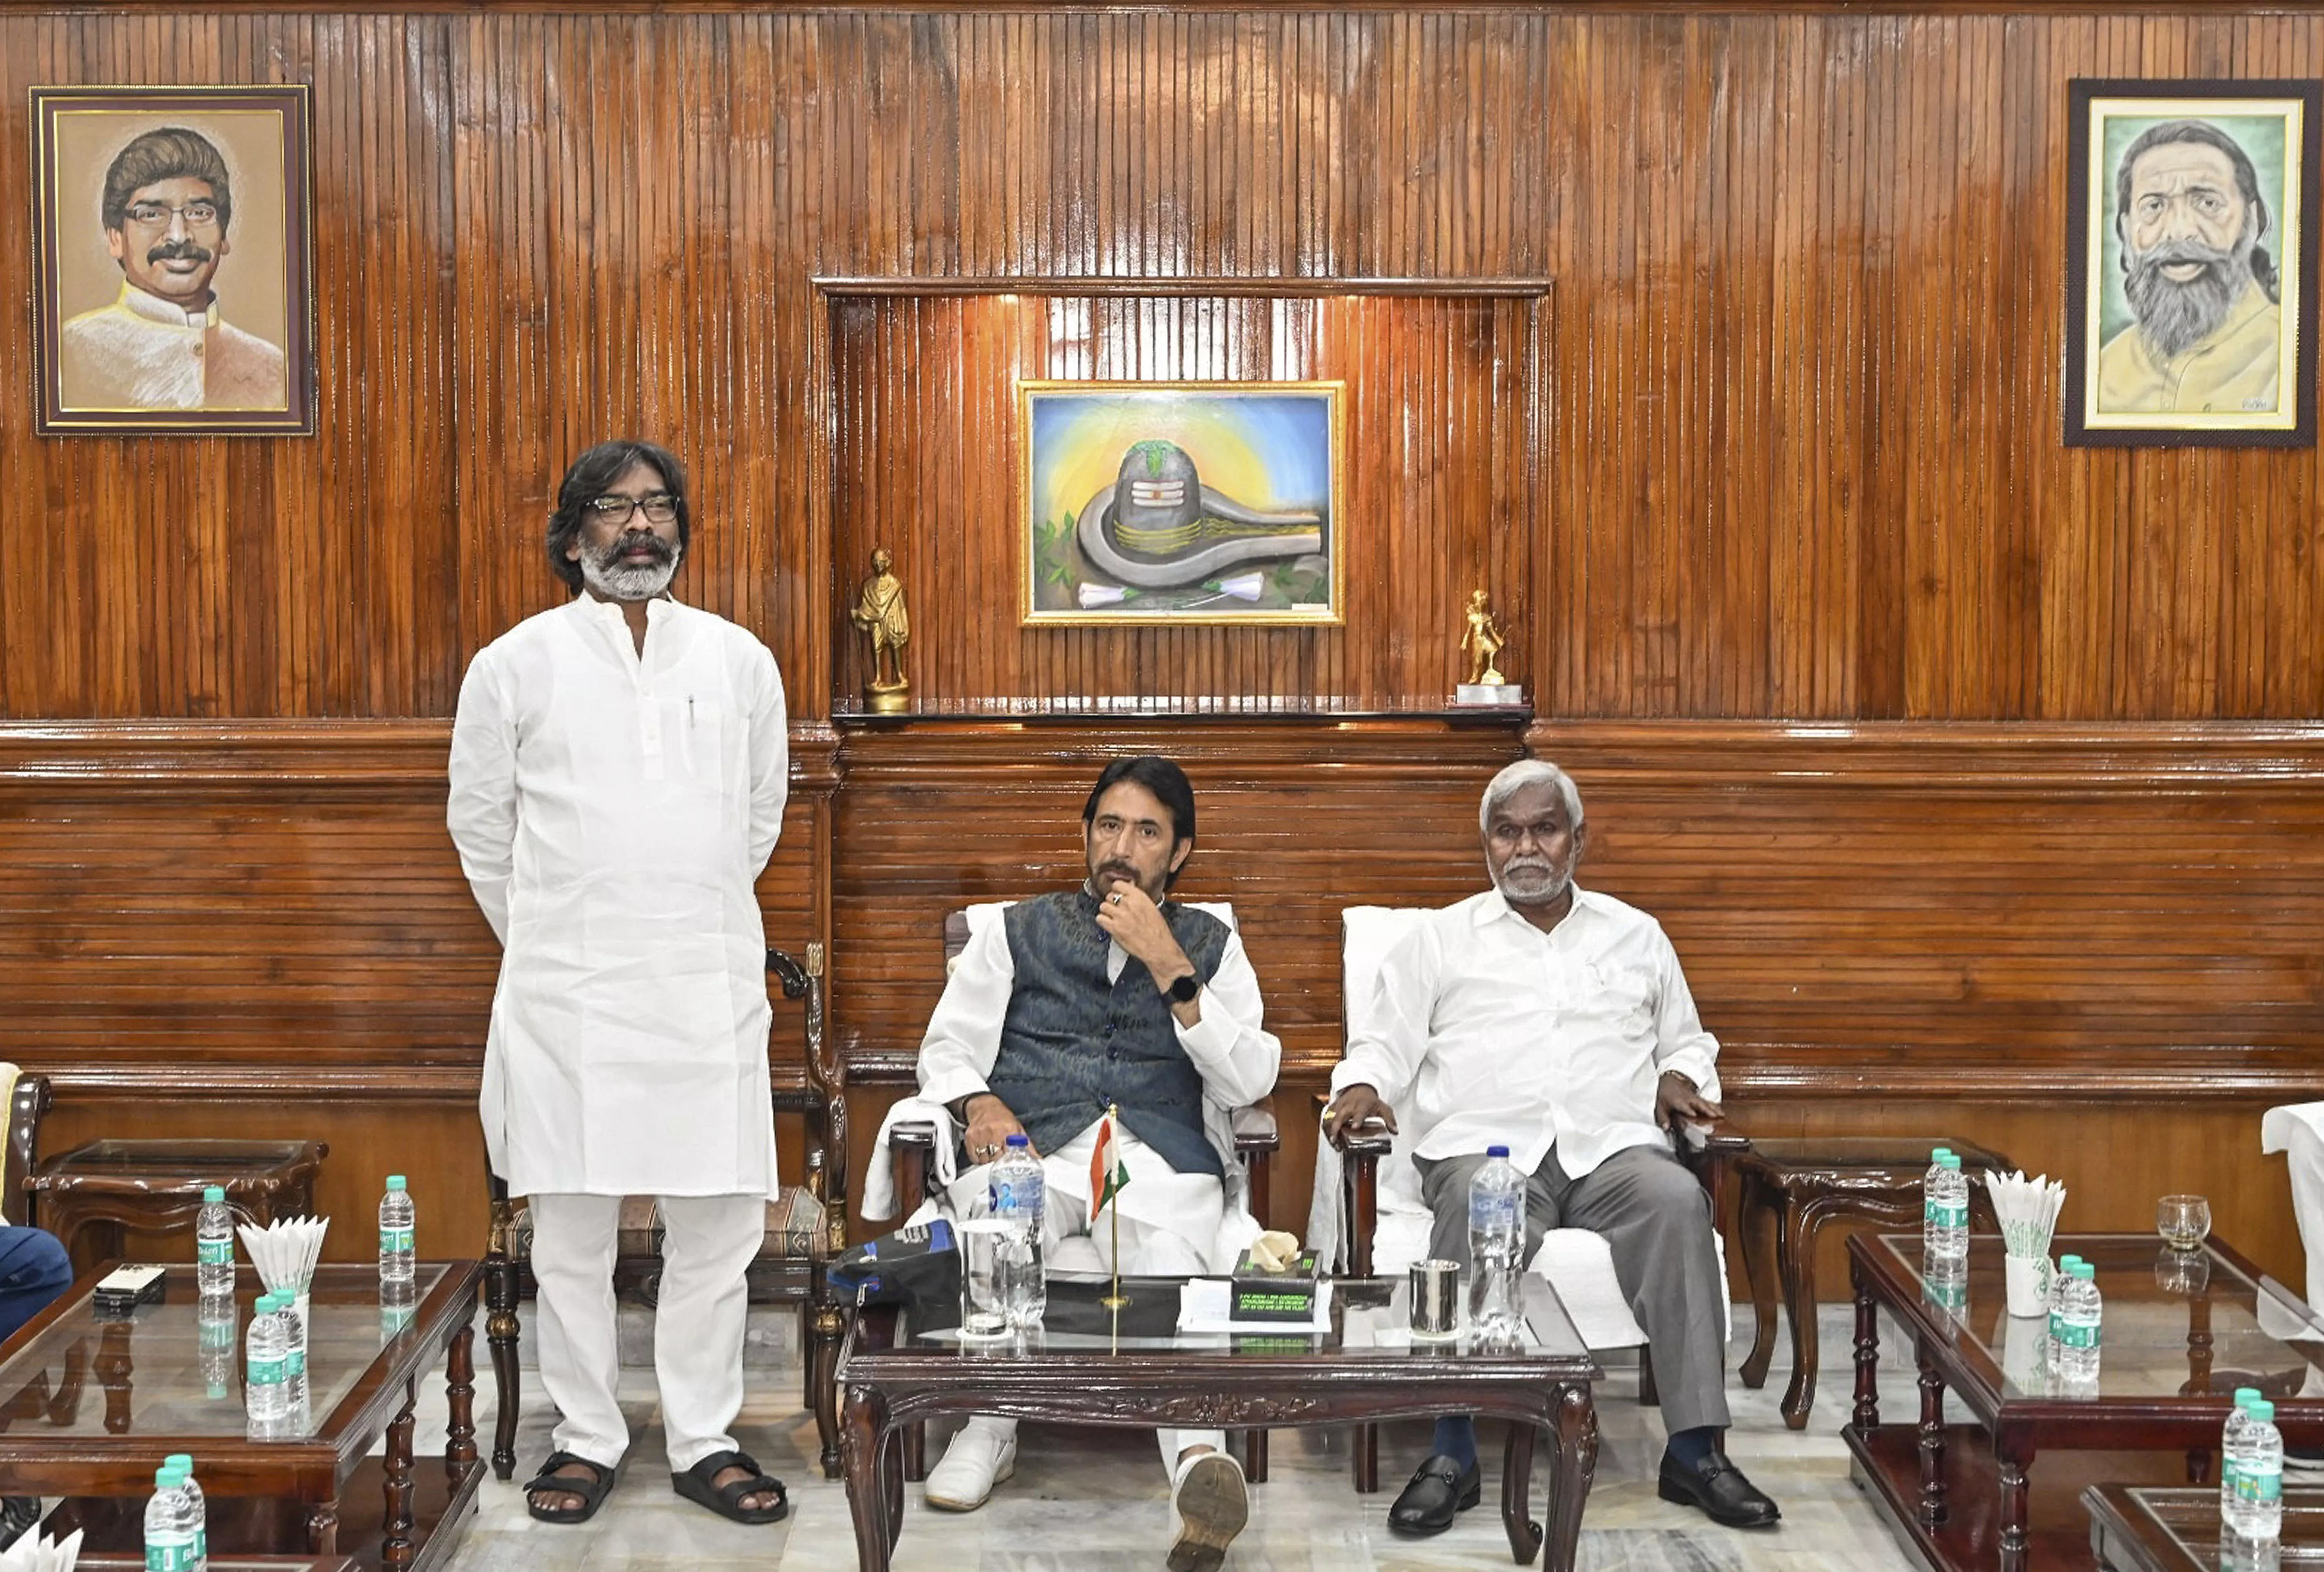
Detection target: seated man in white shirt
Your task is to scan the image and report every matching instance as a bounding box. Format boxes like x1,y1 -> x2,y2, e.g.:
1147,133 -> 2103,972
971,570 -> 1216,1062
914,755 -> 1282,1572
1324,759 -> 1779,1534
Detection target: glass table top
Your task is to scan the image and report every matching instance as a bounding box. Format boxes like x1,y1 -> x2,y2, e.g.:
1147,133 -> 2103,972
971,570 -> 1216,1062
1879,1233 -> 2324,1402
890,1273 -> 1591,1363
0,1264 -> 449,1442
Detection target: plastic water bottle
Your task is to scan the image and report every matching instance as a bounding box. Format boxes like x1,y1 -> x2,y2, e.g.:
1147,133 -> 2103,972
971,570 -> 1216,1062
988,1134 -> 1047,1330
2222,1387 -> 2264,1527
2053,1260 -> 2103,1383
164,1453 -> 208,1572
1467,1145 -> 1526,1338
196,1295 -> 237,1401
144,1464 -> 197,1571
379,1175 -> 416,1306
245,1292 -> 292,1439
2045,1254 -> 2083,1366
1922,1149 -> 1969,1269
2235,1399 -> 2284,1543
195,1186 -> 235,1297
279,1292 -> 308,1412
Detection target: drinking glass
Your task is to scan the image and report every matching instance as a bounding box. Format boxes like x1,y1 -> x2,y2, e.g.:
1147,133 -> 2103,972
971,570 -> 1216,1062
956,1216 -> 1015,1341
2156,1194 -> 2211,1252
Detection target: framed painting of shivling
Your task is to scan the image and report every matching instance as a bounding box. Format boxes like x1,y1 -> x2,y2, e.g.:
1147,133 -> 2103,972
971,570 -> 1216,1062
1020,380 -> 1345,625
2064,78 -> 2319,447
31,84 -> 316,435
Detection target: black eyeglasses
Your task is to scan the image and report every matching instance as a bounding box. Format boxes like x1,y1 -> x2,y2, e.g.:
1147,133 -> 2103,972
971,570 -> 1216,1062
124,200 -> 221,231
586,493 -> 678,524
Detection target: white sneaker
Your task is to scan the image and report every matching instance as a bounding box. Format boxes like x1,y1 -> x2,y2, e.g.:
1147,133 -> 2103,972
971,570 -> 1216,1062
924,1418 -> 1017,1511
1166,1450 -> 1249,1572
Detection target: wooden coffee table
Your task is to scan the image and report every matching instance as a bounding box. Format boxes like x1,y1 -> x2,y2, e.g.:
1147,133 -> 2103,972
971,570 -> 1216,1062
1732,1135 -> 2014,1429
2084,1482 -> 2324,1570
840,1274 -> 1601,1571
0,1261 -> 484,1572
1846,1231 -> 2324,1572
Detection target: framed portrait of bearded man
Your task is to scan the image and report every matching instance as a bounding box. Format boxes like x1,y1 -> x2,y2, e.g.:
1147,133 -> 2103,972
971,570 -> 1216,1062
2065,79 -> 2319,447
31,84 -> 315,435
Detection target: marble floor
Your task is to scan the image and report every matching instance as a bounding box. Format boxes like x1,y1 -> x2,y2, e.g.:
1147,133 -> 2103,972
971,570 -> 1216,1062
389,1301 -> 1935,1571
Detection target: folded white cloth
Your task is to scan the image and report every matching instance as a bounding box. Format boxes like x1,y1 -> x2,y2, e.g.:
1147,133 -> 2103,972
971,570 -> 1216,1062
2264,1101 -> 2324,1332
861,1096 -> 959,1223
0,1528 -> 81,1571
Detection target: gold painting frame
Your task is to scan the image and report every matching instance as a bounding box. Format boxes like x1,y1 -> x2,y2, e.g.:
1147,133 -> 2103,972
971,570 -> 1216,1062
31,83 -> 316,436
1020,379 -> 1346,626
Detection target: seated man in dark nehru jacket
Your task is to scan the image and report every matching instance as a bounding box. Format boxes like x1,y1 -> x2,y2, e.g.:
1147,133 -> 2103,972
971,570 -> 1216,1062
914,755 -> 1281,1572
1325,759 -> 1780,1534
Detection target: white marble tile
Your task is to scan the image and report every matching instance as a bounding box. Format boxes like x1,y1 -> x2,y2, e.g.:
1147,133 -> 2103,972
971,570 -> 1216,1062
394,1302 -> 1935,1571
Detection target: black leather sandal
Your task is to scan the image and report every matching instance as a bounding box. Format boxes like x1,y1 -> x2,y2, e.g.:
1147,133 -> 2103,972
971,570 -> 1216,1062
522,1451 -> 616,1525
672,1448 -> 789,1525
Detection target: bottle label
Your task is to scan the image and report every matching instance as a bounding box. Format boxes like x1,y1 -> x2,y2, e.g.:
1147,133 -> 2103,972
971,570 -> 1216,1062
381,1227 -> 414,1253
249,1355 -> 287,1385
146,1537 -> 195,1572
2237,1467 -> 2283,1505
1931,1202 -> 1968,1230
195,1527 -> 208,1560
197,1239 -> 232,1266
2054,1319 -> 2101,1350
288,1346 -> 306,1377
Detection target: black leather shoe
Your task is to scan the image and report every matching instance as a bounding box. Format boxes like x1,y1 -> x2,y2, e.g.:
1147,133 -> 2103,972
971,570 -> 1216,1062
1656,1449 -> 1781,1528
1388,1454 -> 1482,1537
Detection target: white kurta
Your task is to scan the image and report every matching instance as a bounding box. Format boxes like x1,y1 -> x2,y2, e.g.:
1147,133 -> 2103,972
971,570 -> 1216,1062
448,594 -> 789,1198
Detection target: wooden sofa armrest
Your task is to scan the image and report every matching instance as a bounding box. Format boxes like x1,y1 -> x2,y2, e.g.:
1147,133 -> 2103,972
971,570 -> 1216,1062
1231,1099 -> 1279,1156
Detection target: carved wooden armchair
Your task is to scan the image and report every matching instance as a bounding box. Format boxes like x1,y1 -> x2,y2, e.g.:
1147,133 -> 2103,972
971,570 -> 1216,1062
483,943 -> 849,1481
1322,906 -> 1746,1490
885,904 -> 1282,1480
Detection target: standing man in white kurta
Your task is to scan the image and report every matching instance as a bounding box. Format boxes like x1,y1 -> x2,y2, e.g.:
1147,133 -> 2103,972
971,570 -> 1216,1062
914,755 -> 1279,1572
447,439 -> 792,1528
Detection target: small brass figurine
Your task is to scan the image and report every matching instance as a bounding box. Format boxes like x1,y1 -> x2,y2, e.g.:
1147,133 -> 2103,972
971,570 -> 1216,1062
1461,587 -> 1509,687
851,547 -> 912,713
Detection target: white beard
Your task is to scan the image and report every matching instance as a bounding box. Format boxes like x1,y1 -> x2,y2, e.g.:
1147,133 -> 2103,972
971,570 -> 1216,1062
579,542 -> 680,601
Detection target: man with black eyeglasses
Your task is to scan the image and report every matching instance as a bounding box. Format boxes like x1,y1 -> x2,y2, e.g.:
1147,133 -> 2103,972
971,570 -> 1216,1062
59,126 -> 287,412
448,440 -> 793,1530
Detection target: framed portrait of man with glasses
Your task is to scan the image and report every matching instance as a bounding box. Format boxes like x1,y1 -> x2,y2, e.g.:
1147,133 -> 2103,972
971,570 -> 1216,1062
32,84 -> 315,435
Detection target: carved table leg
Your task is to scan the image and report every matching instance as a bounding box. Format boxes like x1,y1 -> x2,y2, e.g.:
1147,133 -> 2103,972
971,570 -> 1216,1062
306,1499 -> 340,1556
902,1420 -> 926,1483
1779,1198 -> 1828,1430
485,1253 -> 521,1481
1996,1440 -> 2034,1572
1535,1384 -> 1598,1572
1850,1256 -> 1881,1433
1242,1426 -> 1269,1484
1737,1171 -> 1781,1391
840,1384 -> 895,1572
1353,1418 -> 1379,1493
1502,1416 -> 1542,1566
811,1300 -> 845,1480
384,1378 -> 417,1570
446,1321 -> 478,1467
1915,1341 -> 1947,1527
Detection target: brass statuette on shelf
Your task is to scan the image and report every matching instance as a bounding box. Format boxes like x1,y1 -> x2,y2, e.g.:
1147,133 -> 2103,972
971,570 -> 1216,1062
1456,587 -> 1520,705
850,546 -> 912,714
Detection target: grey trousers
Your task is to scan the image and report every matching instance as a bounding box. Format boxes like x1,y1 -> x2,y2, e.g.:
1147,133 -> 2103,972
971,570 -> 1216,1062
1416,1143 -> 1732,1434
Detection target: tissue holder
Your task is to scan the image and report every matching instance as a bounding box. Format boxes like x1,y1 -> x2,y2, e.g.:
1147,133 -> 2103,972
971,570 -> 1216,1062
1230,1249 -> 1322,1323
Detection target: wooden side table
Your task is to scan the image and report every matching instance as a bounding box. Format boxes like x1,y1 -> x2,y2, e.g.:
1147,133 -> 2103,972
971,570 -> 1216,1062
2086,1482 -> 2324,1571
1732,1135 -> 2014,1428
24,1140 -> 328,1275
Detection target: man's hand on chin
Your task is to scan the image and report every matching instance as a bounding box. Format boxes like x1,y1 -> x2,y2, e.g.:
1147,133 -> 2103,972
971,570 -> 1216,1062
1655,1071 -> 1725,1130
1094,878 -> 1192,982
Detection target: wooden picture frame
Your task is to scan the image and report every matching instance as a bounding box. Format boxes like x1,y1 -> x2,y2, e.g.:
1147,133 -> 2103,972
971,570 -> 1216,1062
1020,380 -> 1345,626
31,83 -> 316,436
2064,78 -> 2319,447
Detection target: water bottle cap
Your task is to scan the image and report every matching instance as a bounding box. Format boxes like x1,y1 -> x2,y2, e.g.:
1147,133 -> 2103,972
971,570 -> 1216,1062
155,1465 -> 184,1488
2071,1261 -> 2096,1279
2058,1254 -> 2083,1268
165,1452 -> 193,1472
1486,1144 -> 1511,1158
258,1291 -> 283,1311
386,1175 -> 408,1191
1004,1134 -> 1030,1148
2250,1400 -> 2276,1422
1931,1147 -> 1954,1160
1938,1153 -> 1963,1170
203,1186 -> 225,1204
2235,1386 -> 2264,1407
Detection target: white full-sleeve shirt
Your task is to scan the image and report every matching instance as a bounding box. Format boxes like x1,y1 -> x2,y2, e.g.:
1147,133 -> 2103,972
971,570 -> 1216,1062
1330,886 -> 1721,1178
917,902 -> 1280,1250
447,594 -> 789,1198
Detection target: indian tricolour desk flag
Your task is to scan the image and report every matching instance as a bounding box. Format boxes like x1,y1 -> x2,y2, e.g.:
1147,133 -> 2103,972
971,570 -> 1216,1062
1089,1109 -> 1130,1223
